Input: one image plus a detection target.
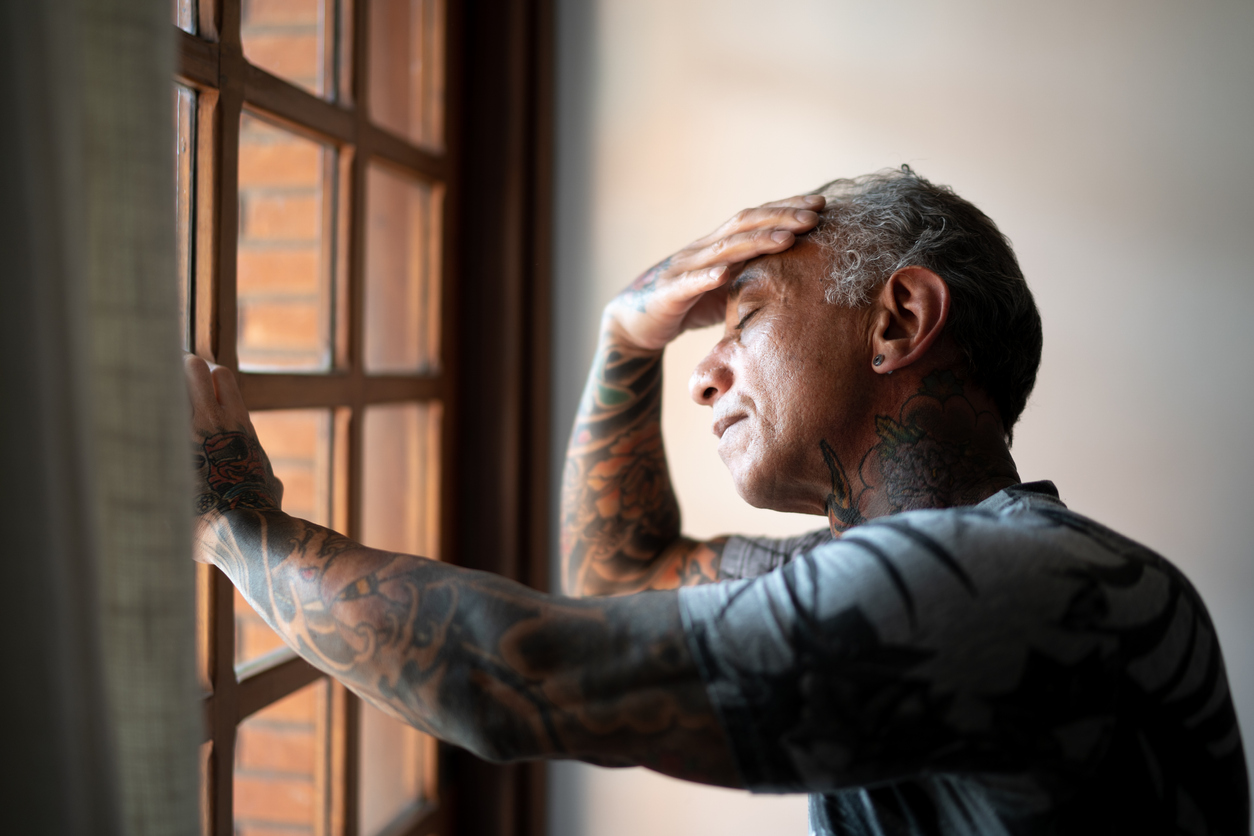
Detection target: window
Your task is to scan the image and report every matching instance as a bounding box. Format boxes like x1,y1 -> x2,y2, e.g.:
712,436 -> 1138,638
175,2 -> 457,834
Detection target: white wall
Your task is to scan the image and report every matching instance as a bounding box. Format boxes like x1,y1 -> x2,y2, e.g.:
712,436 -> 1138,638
548,2 -> 1254,833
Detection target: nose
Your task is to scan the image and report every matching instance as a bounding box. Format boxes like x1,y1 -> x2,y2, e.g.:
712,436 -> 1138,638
689,342 -> 733,407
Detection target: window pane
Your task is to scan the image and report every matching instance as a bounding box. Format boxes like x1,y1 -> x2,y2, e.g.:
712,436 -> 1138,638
174,84 -> 196,351
241,0 -> 330,98
359,702 -> 436,835
364,164 -> 441,374
359,401 -> 440,834
173,0 -> 195,34
237,113 -> 335,372
236,409 -> 334,668
362,402 -> 441,558
234,680 -> 330,836
368,0 -> 445,149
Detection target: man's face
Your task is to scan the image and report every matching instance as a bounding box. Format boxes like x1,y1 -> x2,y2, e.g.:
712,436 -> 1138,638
689,239 -> 876,515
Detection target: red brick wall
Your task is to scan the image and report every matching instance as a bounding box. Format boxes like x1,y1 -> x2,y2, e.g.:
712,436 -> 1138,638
229,6 -> 438,833
234,680 -> 327,836
234,406 -> 331,834
235,0 -> 333,794
241,0 -> 322,95
236,111 -> 330,371
236,0 -> 330,371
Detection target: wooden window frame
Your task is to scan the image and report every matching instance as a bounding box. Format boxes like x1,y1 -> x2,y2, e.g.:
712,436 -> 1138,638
176,2 -> 553,836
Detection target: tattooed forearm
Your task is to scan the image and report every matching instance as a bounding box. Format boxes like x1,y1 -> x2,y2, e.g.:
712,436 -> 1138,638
560,334 -> 724,596
202,508 -> 737,785
184,360 -> 734,779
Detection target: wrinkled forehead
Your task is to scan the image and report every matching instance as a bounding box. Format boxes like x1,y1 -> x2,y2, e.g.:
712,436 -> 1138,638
728,237 -> 826,301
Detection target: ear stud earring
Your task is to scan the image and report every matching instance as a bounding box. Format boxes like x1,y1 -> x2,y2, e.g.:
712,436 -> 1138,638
873,354 -> 884,366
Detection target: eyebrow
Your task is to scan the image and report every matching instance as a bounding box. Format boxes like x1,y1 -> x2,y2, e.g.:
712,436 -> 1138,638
728,269 -> 766,300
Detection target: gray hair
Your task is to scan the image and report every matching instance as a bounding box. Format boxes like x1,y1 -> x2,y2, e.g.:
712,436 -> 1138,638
808,167 -> 1042,439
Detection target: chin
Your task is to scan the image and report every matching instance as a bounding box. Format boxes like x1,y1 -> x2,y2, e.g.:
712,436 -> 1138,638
726,458 -> 822,516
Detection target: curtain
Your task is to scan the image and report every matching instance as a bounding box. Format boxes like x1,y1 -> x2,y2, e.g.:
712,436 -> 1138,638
0,0 -> 199,833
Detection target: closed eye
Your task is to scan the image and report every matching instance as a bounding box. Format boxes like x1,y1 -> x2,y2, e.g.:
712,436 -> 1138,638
735,308 -> 760,331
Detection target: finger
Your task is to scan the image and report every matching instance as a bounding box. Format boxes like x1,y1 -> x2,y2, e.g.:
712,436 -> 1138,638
757,194 -> 826,210
647,264 -> 730,304
683,264 -> 732,294
681,227 -> 801,272
209,364 -> 250,425
184,353 -> 221,422
691,204 -> 821,248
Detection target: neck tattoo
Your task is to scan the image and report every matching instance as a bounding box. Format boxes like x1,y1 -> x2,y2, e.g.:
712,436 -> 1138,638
822,370 -> 1019,534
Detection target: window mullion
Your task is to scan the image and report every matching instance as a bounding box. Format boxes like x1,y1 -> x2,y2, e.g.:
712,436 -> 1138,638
336,1 -> 372,832
209,569 -> 238,836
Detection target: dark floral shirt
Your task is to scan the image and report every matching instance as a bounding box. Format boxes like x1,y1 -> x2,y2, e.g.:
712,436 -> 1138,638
681,482 -> 1249,835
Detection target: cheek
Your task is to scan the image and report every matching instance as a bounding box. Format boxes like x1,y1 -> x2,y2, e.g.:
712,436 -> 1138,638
755,342 -> 822,426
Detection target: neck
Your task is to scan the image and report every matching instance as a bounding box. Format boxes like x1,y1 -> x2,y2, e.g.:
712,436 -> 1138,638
822,369 -> 1020,534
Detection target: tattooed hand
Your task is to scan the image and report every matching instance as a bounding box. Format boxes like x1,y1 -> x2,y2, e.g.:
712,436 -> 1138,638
604,194 -> 826,352
184,353 -> 282,555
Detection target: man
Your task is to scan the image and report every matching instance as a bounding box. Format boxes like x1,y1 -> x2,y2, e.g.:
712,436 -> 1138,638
189,168 -> 1249,835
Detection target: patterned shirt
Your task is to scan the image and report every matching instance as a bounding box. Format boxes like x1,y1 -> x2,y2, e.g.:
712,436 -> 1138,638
680,482 -> 1250,835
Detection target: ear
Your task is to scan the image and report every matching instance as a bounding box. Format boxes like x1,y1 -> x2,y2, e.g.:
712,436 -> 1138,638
868,266 -> 950,374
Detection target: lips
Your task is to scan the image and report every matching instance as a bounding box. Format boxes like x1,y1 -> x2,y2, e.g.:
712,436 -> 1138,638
712,414 -> 745,439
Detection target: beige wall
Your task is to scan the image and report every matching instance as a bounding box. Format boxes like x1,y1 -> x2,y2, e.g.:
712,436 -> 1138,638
548,2 -> 1254,832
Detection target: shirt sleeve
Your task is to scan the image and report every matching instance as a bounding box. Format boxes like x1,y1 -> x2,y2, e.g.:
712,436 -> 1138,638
718,528 -> 834,581
678,506 -> 1132,793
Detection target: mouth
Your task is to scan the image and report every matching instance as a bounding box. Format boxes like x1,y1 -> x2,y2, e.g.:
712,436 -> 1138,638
712,414 -> 745,440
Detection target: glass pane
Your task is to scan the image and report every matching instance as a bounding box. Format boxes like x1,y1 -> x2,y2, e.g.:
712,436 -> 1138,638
173,0 -> 195,34
241,0 -> 328,98
234,680 -> 329,836
359,401 -> 441,834
174,84 -> 196,351
362,402 -> 441,558
236,409 -> 333,667
364,164 -> 440,374
237,112 -> 334,372
368,0 -> 445,149
359,701 -> 436,835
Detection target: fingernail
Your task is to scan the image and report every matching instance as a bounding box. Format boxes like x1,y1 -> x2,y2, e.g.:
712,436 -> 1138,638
804,194 -> 825,205
772,230 -> 792,243
796,209 -> 817,223
709,265 -> 726,278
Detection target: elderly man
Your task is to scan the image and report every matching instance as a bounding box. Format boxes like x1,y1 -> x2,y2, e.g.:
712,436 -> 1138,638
188,169 -> 1248,835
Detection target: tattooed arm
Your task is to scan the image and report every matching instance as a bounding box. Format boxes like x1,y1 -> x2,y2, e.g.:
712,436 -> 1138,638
186,355 -> 736,783
560,195 -> 826,597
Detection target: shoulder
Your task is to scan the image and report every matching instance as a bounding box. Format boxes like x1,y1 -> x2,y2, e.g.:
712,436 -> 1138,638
833,480 -> 1174,589
831,484 -> 1192,618
684,481 -> 1205,660
718,528 -> 834,580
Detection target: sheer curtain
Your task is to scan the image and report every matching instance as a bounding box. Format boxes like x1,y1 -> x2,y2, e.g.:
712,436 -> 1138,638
0,1 -> 198,833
